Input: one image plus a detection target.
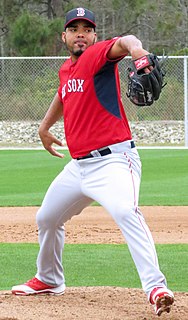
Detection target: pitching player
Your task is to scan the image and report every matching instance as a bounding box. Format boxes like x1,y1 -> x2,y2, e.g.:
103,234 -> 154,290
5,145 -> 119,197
12,7 -> 174,316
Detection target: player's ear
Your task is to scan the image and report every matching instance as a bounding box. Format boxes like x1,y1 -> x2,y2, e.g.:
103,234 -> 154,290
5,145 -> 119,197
94,33 -> 97,43
62,32 -> 66,43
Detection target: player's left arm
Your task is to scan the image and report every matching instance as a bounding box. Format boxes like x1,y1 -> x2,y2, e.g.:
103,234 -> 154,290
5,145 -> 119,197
38,92 -> 64,158
108,35 -> 152,73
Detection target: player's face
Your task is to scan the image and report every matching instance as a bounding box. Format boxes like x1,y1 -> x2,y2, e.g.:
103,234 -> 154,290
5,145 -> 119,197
62,21 -> 97,60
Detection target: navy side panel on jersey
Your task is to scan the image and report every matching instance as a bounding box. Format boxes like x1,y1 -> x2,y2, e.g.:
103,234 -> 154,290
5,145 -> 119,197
94,61 -> 121,119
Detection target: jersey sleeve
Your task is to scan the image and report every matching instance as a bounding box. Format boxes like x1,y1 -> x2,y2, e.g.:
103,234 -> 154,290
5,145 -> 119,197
84,37 -> 127,74
103,37 -> 127,62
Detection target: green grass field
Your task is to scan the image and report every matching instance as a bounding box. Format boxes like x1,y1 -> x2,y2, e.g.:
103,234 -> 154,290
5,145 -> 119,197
0,149 -> 188,206
1,243 -> 187,291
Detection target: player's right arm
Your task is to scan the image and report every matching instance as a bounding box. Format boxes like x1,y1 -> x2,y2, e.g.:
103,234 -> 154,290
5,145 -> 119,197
38,92 -> 65,158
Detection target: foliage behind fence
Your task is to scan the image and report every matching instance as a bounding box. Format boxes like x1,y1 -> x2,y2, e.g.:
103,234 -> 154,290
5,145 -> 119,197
0,56 -> 186,122
0,56 -> 187,147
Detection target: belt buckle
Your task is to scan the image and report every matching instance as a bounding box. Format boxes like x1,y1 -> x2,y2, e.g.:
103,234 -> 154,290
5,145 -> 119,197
90,150 -> 102,157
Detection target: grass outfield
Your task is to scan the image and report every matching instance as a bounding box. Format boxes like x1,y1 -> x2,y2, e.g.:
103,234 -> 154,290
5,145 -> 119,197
0,149 -> 188,206
1,243 -> 187,291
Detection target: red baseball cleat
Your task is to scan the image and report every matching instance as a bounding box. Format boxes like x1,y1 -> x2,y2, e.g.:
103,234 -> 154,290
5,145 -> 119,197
150,287 -> 174,316
11,277 -> 65,295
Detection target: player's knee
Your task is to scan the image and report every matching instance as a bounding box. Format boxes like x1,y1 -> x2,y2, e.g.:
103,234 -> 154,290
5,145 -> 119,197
36,207 -> 56,229
113,202 -> 135,224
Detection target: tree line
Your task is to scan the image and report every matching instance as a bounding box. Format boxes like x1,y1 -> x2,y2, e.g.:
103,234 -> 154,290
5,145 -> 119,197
0,0 -> 188,57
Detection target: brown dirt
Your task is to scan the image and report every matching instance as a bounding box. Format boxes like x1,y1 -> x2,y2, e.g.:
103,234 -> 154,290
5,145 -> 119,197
0,206 -> 188,320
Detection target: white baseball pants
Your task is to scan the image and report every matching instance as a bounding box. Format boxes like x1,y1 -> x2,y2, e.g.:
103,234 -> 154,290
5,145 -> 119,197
35,140 -> 167,298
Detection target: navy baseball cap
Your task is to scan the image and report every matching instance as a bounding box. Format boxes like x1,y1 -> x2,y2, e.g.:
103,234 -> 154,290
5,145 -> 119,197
64,7 -> 96,30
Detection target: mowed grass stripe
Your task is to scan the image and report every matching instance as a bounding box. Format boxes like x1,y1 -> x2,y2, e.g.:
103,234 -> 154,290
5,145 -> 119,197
0,243 -> 187,292
0,149 -> 188,206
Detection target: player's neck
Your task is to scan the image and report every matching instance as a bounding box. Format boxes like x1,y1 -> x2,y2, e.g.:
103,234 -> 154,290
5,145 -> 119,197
71,55 -> 79,63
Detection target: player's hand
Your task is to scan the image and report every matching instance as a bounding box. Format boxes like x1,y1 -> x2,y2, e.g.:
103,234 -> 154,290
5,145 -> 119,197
39,130 -> 65,158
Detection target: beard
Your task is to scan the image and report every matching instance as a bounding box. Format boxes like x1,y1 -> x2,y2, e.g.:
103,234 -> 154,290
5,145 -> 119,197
64,42 -> 84,57
72,48 -> 83,57
65,39 -> 96,58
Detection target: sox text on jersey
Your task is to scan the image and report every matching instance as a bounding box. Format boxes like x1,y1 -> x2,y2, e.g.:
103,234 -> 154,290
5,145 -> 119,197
62,79 -> 85,98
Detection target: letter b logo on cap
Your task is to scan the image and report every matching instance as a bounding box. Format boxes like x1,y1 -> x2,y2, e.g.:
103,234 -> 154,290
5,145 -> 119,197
77,8 -> 85,17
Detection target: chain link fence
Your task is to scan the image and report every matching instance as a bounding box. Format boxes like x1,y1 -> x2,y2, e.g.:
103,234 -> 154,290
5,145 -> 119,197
0,56 -> 188,147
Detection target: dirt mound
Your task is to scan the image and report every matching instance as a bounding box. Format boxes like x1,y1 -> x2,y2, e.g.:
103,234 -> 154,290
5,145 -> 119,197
0,288 -> 187,320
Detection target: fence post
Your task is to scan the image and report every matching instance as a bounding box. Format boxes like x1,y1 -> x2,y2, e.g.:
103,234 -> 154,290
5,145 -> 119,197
184,56 -> 188,147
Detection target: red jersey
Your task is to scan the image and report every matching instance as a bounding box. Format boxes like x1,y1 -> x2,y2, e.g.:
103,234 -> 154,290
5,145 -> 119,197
58,38 -> 132,158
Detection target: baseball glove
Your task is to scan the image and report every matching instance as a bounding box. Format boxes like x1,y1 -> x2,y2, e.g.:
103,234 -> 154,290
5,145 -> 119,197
126,54 -> 167,107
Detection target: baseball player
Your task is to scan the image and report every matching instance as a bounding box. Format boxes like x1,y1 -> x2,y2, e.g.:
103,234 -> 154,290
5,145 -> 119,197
12,7 -> 174,316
